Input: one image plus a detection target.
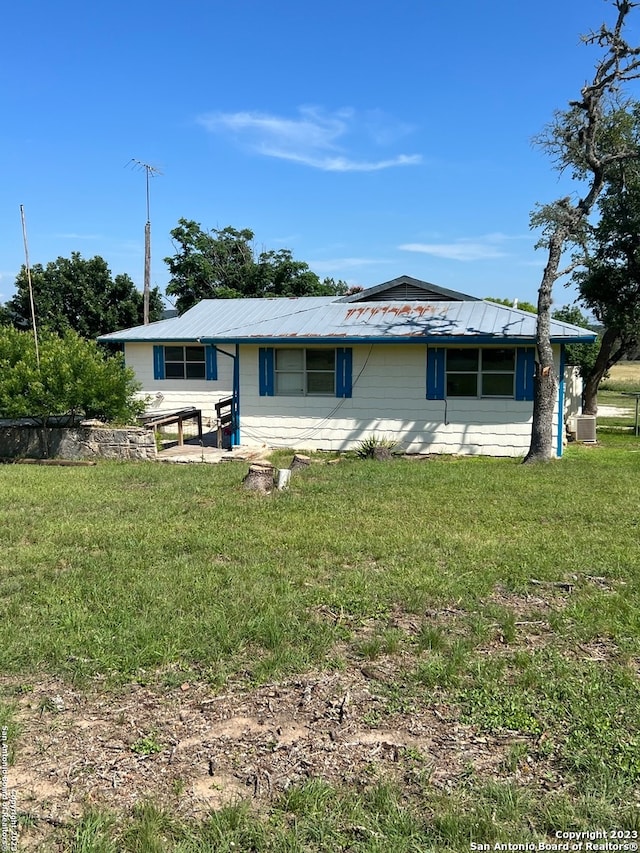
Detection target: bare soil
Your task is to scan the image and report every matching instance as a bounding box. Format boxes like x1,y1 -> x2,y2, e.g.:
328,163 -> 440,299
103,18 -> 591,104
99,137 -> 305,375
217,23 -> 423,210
9,669 -> 523,849
3,590 -> 597,849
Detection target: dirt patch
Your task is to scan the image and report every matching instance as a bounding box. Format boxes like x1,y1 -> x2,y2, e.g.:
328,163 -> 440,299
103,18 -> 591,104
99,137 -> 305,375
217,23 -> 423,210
4,668 -> 540,848
5,587 -> 610,847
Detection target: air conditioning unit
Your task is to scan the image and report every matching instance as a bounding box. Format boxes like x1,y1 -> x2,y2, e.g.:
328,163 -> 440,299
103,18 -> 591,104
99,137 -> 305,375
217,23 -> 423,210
567,414 -> 597,443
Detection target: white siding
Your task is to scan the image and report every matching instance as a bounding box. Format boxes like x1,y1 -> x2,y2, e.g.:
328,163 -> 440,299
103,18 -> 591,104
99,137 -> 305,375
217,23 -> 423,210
563,365 -> 583,418
237,344 -> 562,457
124,343 -> 234,425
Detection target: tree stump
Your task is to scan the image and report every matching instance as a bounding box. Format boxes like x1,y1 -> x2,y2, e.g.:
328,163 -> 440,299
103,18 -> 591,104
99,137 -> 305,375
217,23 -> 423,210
290,454 -> 311,471
242,462 -> 275,493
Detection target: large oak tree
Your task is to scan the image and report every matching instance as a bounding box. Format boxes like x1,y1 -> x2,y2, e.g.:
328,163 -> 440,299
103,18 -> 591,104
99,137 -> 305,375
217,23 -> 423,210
165,219 -> 348,314
572,162 -> 640,413
4,252 -> 163,339
526,0 -> 640,462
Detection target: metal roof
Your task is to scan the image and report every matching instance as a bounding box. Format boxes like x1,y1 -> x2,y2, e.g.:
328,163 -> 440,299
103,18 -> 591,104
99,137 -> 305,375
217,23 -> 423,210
99,295 -> 596,345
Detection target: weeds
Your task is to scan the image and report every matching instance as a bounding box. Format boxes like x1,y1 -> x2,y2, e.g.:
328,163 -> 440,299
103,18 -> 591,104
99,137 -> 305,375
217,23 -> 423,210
354,434 -> 398,459
130,732 -> 163,756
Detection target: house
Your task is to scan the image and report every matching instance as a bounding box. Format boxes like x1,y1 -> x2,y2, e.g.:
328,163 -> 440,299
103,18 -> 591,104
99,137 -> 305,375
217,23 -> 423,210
98,275 -> 597,457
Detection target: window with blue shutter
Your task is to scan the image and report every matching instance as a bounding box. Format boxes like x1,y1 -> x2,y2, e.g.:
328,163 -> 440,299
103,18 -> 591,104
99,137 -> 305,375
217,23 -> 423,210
154,345 -> 218,381
259,347 -> 352,397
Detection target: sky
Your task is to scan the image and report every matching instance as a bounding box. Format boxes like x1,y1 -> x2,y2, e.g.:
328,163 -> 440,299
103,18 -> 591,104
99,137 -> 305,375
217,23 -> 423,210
2,0 -> 639,311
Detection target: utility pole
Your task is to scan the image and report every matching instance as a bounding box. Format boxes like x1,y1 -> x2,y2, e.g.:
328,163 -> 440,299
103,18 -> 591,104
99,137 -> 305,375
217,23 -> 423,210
19,204 -> 40,367
129,159 -> 162,324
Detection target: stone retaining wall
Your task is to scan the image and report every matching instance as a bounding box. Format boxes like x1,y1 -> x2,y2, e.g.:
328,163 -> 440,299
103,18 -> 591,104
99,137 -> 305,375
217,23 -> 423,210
0,424 -> 157,461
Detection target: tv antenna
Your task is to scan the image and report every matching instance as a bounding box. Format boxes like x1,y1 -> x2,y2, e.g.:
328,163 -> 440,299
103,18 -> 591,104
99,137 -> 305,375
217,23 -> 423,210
128,159 -> 162,324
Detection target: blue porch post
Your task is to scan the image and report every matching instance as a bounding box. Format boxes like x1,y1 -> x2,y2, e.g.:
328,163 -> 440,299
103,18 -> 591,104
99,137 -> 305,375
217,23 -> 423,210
232,344 -> 240,446
557,345 -> 566,458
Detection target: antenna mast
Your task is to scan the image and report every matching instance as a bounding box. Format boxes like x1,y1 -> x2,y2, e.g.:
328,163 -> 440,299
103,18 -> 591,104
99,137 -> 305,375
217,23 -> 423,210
129,159 -> 162,324
19,205 -> 40,367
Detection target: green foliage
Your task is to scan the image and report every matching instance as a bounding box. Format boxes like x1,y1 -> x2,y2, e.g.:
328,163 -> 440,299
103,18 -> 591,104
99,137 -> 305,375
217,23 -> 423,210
573,165 -> 640,356
165,218 -> 348,313
4,252 -> 163,338
459,650 -> 640,788
551,305 -> 601,377
0,326 -> 143,422
567,155 -> 640,406
354,434 -> 397,459
130,732 -> 162,756
486,297 -> 537,314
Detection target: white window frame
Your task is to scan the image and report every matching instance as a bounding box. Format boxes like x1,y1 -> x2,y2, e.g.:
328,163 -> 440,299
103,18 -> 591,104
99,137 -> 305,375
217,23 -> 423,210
164,345 -> 206,380
274,348 -> 336,396
446,348 -> 516,398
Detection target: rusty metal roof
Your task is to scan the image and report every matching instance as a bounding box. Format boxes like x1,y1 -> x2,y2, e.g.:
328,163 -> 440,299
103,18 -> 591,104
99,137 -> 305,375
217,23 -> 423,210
99,295 -> 596,345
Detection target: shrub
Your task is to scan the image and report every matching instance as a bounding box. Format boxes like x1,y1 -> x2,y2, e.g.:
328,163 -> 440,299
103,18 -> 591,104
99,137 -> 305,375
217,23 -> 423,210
0,326 -> 144,424
355,434 -> 398,459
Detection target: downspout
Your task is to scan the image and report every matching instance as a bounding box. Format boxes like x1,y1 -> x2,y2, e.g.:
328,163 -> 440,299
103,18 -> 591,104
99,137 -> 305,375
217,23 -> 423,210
232,344 -> 240,446
556,345 -> 566,458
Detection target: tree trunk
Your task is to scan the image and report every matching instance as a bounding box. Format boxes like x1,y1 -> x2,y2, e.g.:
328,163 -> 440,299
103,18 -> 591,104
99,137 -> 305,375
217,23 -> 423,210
582,328 -> 620,414
523,233 -> 564,464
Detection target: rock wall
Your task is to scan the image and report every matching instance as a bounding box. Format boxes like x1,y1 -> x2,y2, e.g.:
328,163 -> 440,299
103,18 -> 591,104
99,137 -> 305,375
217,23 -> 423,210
0,424 -> 157,461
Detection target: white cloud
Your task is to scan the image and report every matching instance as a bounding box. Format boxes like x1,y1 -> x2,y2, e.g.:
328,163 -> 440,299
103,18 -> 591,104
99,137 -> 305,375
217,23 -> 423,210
54,233 -> 103,240
399,234 -> 513,262
197,106 -> 422,172
310,257 -> 392,274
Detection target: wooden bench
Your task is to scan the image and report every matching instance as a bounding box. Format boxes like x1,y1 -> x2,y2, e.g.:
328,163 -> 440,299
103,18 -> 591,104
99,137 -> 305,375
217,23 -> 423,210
137,407 -> 203,446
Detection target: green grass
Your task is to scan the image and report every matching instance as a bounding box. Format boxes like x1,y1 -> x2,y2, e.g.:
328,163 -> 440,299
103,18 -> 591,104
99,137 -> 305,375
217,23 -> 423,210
2,438 -> 640,849
3,447 -> 640,682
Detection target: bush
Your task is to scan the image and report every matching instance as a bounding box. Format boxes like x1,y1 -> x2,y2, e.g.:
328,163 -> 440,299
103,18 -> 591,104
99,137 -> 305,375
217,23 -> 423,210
355,434 -> 398,459
0,326 -> 144,424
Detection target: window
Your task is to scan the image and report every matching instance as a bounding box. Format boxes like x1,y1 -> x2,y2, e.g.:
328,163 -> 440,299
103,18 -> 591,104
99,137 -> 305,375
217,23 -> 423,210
446,348 -> 515,398
164,345 -> 206,380
274,348 -> 335,396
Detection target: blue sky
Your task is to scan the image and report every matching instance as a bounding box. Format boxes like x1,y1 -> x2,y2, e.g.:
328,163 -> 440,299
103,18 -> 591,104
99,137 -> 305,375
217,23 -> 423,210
2,0 -> 637,311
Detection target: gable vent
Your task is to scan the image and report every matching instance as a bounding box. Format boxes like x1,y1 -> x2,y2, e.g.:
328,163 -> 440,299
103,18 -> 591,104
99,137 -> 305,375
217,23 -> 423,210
365,283 -> 458,302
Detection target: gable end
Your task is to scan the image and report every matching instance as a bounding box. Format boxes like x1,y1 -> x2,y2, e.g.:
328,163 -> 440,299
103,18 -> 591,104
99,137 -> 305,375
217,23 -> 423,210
338,275 -> 479,303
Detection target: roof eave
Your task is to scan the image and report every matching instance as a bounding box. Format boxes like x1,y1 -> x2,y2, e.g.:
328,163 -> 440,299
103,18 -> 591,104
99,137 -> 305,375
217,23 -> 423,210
199,334 -> 596,345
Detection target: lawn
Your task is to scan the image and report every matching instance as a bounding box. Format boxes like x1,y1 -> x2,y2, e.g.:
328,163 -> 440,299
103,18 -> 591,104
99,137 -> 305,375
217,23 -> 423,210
1,431 -> 639,850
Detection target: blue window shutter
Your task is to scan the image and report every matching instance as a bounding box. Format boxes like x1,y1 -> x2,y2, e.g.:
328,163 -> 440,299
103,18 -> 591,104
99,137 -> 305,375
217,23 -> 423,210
426,348 -> 445,400
259,348 -> 274,396
153,345 -> 165,380
205,345 -> 218,381
515,347 -> 535,401
336,347 -> 353,398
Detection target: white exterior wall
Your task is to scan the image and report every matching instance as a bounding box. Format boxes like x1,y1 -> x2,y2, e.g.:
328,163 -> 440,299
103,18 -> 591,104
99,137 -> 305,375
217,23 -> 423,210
563,365 -> 583,418
124,343 -> 234,425
238,344 -> 563,457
